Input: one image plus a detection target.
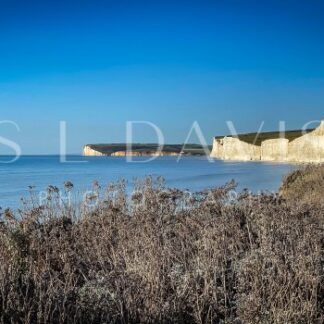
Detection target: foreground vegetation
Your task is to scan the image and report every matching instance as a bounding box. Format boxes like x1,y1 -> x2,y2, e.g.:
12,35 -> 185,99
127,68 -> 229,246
0,165 -> 324,323
215,129 -> 314,146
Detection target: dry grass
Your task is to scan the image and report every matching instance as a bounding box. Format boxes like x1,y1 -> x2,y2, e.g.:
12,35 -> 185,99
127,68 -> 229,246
0,169 -> 323,323
280,163 -> 324,206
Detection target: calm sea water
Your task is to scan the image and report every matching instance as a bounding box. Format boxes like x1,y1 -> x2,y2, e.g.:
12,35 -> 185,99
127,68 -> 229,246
0,156 -> 295,208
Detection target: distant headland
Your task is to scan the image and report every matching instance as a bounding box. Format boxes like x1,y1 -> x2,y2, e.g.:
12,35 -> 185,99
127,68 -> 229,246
83,144 -> 211,157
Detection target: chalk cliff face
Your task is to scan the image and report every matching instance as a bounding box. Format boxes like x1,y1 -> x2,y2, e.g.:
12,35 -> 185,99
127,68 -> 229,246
211,120 -> 324,163
288,122 -> 324,162
83,145 -> 106,156
211,137 -> 261,161
111,151 -> 142,157
261,138 -> 289,162
111,151 -> 179,157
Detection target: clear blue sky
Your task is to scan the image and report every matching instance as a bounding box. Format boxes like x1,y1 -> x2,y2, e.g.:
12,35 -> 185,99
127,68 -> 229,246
1,0 -> 324,154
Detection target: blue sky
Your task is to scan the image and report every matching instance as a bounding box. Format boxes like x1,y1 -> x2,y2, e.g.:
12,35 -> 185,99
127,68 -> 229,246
1,0 -> 324,154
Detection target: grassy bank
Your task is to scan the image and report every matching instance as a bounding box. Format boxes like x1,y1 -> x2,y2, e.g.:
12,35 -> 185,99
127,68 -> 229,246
0,166 -> 323,323
215,129 -> 314,146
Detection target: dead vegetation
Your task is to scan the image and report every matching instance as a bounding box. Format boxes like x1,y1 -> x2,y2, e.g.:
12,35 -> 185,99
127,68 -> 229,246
280,163 -> 324,206
0,167 -> 323,323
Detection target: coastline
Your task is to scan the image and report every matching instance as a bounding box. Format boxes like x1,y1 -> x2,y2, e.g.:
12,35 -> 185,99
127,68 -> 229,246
0,156 -> 294,209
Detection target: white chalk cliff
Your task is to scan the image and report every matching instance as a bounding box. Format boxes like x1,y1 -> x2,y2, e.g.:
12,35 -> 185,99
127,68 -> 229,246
83,145 -> 106,156
211,120 -> 324,163
211,137 -> 261,161
111,151 -> 178,157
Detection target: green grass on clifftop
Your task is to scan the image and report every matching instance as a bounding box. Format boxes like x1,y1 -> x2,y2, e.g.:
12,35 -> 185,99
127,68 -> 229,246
215,129 -> 314,146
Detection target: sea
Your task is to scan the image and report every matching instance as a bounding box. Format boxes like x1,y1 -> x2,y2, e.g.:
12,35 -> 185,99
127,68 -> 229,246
0,155 -> 295,209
